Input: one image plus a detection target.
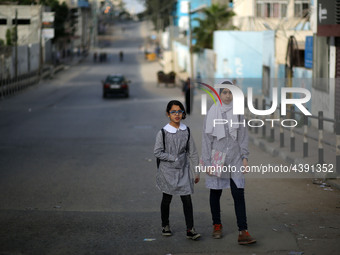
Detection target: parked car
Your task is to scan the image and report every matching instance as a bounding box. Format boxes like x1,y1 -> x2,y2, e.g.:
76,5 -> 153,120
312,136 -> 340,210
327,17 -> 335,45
102,74 -> 130,98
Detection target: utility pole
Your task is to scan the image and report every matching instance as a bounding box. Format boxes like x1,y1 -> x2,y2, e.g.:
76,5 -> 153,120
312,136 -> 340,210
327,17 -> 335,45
39,5 -> 43,77
14,9 -> 18,79
188,2 -> 194,80
170,15 -> 175,72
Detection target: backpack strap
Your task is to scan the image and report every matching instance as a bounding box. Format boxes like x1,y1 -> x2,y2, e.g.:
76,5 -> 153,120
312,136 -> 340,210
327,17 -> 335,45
186,126 -> 190,152
161,128 -> 165,151
157,127 -> 190,168
237,115 -> 240,141
157,128 -> 165,168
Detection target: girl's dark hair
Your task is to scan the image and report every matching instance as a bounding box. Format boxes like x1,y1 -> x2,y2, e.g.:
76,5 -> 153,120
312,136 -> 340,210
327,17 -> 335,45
166,100 -> 186,120
219,80 -> 233,95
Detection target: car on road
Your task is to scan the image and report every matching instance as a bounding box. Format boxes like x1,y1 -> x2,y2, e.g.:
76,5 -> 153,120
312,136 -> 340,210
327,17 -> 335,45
102,74 -> 130,98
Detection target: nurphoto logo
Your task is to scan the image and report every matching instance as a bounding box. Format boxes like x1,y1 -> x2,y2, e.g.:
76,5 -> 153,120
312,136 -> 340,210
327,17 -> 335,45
198,82 -> 312,128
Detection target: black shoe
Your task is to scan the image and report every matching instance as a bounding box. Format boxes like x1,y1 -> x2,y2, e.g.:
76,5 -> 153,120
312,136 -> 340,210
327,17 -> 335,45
162,225 -> 172,236
186,228 -> 201,240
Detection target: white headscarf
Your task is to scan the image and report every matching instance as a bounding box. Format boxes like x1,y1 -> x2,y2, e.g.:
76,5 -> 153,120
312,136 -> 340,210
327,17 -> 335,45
205,81 -> 239,141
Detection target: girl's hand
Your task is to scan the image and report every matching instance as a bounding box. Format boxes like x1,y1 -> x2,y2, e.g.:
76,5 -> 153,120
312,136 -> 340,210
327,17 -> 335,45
194,176 -> 200,184
242,158 -> 249,174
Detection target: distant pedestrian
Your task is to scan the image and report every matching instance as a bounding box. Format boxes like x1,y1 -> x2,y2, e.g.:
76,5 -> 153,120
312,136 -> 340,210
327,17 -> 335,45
144,48 -> 148,60
182,78 -> 194,115
56,51 -> 60,65
201,80 -> 256,244
119,51 -> 124,62
154,100 -> 201,240
93,52 -> 97,62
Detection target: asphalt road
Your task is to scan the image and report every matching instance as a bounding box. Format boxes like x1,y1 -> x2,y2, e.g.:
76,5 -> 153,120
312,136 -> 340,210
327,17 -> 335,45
0,21 -> 339,255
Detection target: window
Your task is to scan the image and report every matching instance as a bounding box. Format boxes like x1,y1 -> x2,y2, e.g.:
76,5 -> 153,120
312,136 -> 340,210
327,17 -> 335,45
106,75 -> 124,84
0,19 -> 7,25
256,1 -> 288,18
265,3 -> 270,17
294,0 -> 310,18
281,3 -> 287,17
12,19 -> 31,25
273,3 -> 279,18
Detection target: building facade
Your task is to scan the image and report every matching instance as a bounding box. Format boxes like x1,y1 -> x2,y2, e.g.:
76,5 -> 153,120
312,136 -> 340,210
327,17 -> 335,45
0,5 -> 42,46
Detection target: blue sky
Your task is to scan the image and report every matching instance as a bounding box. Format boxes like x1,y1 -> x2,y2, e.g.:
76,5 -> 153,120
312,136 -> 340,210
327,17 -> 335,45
123,0 -> 145,14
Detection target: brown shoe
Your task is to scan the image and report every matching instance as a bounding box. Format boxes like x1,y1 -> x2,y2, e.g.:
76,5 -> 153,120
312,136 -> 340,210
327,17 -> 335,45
212,224 -> 222,239
238,230 -> 256,245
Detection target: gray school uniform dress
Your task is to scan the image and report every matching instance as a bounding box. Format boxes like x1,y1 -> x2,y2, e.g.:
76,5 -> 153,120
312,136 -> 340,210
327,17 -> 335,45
201,113 -> 249,189
154,123 -> 199,195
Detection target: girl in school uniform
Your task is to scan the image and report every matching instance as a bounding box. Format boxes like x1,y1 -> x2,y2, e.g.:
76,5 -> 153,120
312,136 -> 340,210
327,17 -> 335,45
154,100 -> 201,240
201,80 -> 256,244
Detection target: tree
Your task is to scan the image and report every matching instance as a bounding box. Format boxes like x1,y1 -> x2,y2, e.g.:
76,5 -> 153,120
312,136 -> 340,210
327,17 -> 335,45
6,28 -> 12,46
12,26 -> 17,45
192,4 -> 236,52
144,0 -> 176,31
51,1 -> 69,42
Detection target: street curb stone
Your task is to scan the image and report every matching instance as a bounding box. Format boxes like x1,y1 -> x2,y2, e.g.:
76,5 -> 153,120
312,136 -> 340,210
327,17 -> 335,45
249,134 -> 340,190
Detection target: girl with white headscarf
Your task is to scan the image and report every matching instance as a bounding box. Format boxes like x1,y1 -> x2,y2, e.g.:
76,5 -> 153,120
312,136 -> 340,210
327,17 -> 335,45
201,80 -> 256,244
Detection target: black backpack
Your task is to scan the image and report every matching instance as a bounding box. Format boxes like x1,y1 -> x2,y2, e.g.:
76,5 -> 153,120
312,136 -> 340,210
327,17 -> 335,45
156,127 -> 190,168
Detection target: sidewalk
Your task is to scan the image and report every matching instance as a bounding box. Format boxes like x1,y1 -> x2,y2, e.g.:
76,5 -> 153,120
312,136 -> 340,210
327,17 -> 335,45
148,73 -> 340,191
50,54 -> 88,76
149,56 -> 340,191
135,21 -> 340,255
138,20 -> 340,188
0,54 -> 86,99
137,75 -> 340,254
246,116 -> 340,189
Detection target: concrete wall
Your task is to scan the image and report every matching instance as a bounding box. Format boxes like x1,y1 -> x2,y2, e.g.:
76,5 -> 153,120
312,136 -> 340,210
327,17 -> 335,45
0,42 -> 40,79
171,41 -> 216,82
30,43 -> 40,72
17,45 -> 28,76
213,30 -> 269,95
195,48 -> 215,80
160,50 -> 173,74
173,40 -> 190,79
233,0 -> 254,17
0,5 -> 41,45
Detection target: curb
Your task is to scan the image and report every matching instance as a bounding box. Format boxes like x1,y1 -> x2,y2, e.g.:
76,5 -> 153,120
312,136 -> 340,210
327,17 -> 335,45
249,135 -> 308,165
42,55 -> 87,80
249,134 -> 340,190
326,178 -> 340,190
